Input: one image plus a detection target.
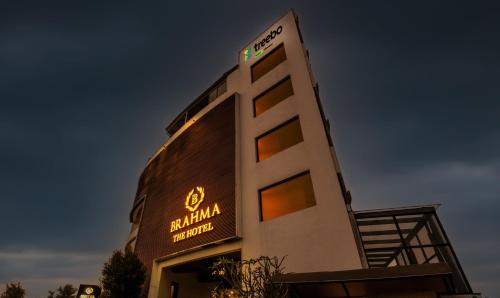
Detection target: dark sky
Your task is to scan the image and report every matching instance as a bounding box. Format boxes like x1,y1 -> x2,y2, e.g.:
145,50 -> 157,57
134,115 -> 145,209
1,1 -> 499,297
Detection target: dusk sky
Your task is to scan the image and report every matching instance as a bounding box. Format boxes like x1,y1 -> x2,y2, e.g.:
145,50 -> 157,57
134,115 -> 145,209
1,1 -> 499,297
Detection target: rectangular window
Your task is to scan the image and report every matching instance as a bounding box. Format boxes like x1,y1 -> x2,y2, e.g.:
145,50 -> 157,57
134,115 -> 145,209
259,171 -> 316,221
251,44 -> 287,82
208,80 -> 227,101
254,76 -> 294,117
256,117 -> 303,161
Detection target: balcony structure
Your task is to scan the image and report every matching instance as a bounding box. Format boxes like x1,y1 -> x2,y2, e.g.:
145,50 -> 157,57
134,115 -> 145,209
354,205 -> 471,294
278,206 -> 480,298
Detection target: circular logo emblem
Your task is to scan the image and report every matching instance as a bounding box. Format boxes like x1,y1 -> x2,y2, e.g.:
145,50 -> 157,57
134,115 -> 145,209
85,287 -> 94,294
185,186 -> 205,212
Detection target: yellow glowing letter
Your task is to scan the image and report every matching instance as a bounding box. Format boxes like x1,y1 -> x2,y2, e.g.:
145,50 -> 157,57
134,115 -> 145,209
211,203 -> 221,217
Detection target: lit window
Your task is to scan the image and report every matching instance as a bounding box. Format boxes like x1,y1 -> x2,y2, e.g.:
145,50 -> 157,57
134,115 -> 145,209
251,44 -> 287,82
256,117 -> 303,161
259,171 -> 316,221
254,76 -> 294,117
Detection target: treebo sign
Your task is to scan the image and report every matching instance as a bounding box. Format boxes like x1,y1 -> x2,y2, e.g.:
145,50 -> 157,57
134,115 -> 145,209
254,25 -> 283,52
245,25 -> 283,61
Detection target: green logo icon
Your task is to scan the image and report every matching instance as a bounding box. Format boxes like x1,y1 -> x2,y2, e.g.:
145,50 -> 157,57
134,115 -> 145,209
244,47 -> 252,62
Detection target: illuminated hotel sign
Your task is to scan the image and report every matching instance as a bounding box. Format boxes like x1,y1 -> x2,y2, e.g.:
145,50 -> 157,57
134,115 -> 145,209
76,285 -> 101,298
169,186 -> 222,243
132,96 -> 236,258
244,25 -> 283,62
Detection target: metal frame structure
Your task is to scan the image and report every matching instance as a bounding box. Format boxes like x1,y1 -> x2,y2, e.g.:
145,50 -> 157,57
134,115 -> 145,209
353,205 -> 472,294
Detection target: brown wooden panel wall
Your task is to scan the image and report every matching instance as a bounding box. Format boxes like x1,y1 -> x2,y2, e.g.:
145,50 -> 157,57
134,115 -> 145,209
132,96 -> 236,296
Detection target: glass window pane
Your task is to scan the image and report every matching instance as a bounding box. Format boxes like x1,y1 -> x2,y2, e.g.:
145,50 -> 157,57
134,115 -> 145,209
424,247 -> 437,259
256,117 -> 303,161
260,172 -> 316,221
208,89 -> 218,101
217,80 -> 227,96
132,206 -> 143,224
251,44 -> 287,82
254,77 -> 294,117
412,247 -> 426,264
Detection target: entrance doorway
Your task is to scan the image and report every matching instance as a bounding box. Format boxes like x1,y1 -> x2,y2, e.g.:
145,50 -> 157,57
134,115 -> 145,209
161,251 -> 240,298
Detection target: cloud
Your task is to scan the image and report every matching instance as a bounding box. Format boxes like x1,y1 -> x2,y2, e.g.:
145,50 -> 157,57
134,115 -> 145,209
0,249 -> 107,297
0,250 -> 104,263
0,250 -> 106,279
0,0 -> 499,297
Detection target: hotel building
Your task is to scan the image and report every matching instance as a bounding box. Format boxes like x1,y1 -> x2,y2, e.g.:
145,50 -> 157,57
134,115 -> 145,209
126,10 -> 480,298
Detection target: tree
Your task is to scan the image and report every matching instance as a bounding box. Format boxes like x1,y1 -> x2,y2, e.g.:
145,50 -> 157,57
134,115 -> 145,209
54,284 -> 76,298
0,282 -> 26,298
210,256 -> 288,298
46,284 -> 76,298
100,250 -> 146,298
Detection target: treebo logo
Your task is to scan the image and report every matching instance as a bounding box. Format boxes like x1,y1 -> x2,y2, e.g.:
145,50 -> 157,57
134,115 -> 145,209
244,47 -> 252,62
244,25 -> 283,62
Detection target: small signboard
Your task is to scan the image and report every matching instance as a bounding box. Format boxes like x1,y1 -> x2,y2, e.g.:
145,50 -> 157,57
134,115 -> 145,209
76,285 -> 101,298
